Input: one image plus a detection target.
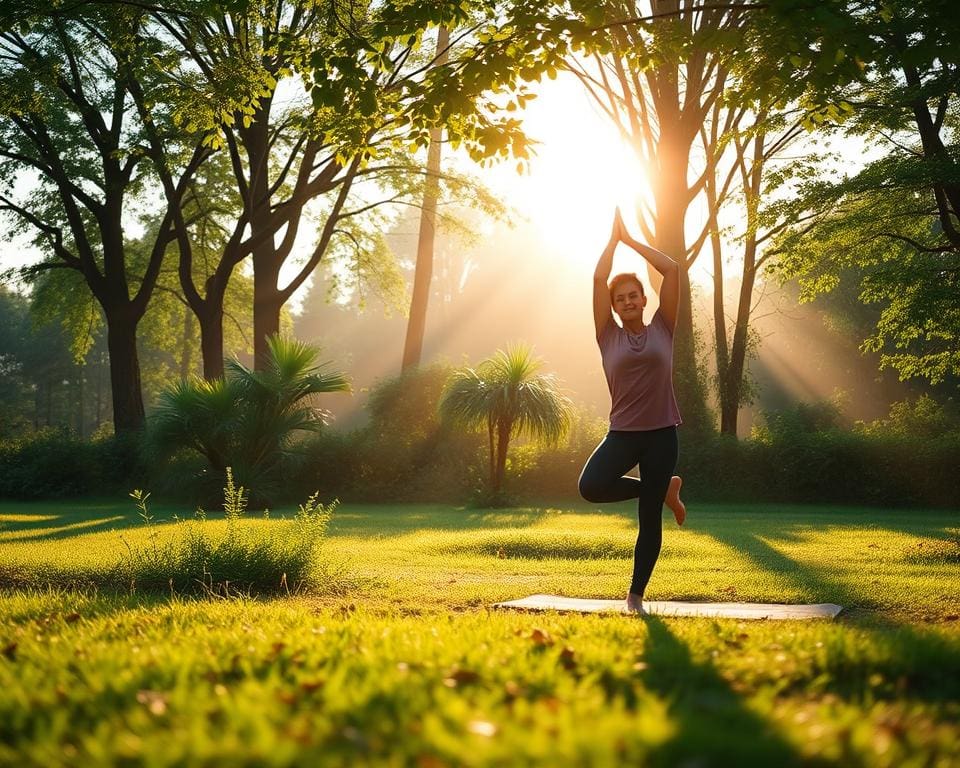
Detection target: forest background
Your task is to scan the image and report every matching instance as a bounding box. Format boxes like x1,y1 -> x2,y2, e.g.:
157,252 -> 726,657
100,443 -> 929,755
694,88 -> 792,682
0,0 -> 957,509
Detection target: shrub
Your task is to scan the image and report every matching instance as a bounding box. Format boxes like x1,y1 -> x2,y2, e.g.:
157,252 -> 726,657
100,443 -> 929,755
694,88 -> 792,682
295,365 -> 485,502
0,428 -> 144,499
510,407 -> 608,500
856,394 -> 960,440
148,336 -> 349,503
116,469 -> 338,596
439,345 -> 573,497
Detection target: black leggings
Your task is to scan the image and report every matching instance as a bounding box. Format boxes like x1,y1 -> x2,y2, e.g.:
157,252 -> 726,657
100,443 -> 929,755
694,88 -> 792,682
578,426 -> 678,596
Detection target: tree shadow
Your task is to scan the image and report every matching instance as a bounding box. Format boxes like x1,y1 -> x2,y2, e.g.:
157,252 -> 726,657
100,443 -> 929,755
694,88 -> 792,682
0,502 -> 152,543
0,501 -> 556,543
640,616 -> 803,767
701,525 -> 960,706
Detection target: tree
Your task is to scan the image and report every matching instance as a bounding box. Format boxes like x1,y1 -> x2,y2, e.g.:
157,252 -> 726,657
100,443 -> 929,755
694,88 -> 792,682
564,0 -> 765,433
439,345 -> 572,496
0,3 -> 209,432
150,335 -> 349,493
759,0 -> 960,383
149,0 -> 552,371
401,25 -> 450,373
706,104 -> 815,435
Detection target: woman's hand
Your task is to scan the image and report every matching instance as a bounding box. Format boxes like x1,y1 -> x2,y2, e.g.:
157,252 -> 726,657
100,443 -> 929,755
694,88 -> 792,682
609,207 -> 624,246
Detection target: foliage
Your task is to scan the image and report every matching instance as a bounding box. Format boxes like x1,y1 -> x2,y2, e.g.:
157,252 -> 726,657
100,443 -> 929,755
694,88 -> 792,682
294,365 -> 484,502
0,429 -> 144,500
117,470 -> 337,596
761,0 -> 960,383
771,158 -> 960,383
149,336 -> 349,499
676,398 -> 960,509
0,284 -> 88,438
855,394 -> 960,440
440,345 -> 573,498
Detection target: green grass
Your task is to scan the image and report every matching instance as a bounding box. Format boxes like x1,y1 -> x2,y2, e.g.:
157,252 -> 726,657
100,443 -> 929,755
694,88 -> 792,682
1,499 -> 959,766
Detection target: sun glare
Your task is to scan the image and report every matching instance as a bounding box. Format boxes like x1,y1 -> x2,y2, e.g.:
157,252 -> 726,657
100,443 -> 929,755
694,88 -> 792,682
486,76 -> 653,279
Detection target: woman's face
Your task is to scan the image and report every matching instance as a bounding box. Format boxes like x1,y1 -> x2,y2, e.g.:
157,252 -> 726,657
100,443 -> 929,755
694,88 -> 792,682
612,281 -> 646,322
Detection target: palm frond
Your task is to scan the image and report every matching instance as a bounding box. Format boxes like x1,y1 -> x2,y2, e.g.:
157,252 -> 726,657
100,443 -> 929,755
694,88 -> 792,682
149,335 -> 349,496
441,345 -> 571,444
438,367 -> 494,430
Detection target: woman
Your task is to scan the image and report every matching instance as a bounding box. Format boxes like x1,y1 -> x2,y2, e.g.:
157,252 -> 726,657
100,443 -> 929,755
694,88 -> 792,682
578,209 -> 686,615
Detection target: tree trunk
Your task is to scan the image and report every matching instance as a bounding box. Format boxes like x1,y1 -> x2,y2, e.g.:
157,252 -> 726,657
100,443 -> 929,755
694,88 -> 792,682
402,26 -> 450,373
105,311 -> 146,434
180,304 -> 194,380
494,420 -> 512,494
198,307 -> 226,381
652,175 -> 712,434
720,262 -> 755,436
648,64 -> 712,434
488,419 -> 496,491
253,256 -> 283,367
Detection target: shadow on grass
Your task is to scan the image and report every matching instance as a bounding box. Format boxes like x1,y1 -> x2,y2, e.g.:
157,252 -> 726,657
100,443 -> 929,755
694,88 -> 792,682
640,616 -> 802,767
0,499 -> 167,543
0,501 -> 557,544
703,525 -> 960,705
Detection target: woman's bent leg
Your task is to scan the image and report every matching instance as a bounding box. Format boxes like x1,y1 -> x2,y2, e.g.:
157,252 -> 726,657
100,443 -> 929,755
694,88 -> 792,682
630,427 -> 679,597
578,432 -> 643,503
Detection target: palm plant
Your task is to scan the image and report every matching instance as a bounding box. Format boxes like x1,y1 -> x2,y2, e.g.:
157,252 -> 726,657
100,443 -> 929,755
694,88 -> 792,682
151,335 -> 349,495
439,345 -> 572,496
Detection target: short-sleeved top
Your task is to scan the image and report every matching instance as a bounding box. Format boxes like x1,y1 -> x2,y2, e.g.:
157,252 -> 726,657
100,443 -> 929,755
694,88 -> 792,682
596,310 -> 682,431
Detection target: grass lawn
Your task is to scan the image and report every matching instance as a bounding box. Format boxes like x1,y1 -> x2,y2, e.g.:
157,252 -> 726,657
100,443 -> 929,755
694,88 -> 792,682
1,498 -> 958,766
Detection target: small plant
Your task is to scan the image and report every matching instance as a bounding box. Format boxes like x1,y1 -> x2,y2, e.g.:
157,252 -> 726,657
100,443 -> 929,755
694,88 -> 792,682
129,489 -> 154,525
117,469 -> 339,596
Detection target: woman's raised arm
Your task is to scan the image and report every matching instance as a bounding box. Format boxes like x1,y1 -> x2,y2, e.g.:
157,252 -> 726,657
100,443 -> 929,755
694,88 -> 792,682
593,211 -> 622,338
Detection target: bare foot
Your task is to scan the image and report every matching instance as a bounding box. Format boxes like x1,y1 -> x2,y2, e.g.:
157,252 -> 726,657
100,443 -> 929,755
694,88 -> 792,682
625,592 -> 646,615
665,475 -> 686,526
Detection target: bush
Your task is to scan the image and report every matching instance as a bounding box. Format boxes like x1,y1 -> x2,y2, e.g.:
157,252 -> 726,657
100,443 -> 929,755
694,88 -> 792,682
512,399 -> 960,509
148,336 -> 349,504
0,428 -> 145,499
116,469 -> 338,596
676,399 -> 960,508
294,365 -> 484,502
510,408 -> 608,500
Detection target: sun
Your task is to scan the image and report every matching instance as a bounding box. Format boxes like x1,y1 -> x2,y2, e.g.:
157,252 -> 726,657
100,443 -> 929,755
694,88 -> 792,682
485,76 -> 654,278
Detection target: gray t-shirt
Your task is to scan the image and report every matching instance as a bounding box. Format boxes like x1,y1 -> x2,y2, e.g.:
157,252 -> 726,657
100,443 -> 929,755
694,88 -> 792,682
596,310 -> 682,431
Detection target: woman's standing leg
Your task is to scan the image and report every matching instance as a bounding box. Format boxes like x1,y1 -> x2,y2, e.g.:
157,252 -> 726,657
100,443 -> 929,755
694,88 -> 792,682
629,426 -> 679,599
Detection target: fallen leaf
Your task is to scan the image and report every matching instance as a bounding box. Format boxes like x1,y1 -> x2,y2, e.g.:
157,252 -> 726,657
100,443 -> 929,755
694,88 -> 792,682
1,642 -> 16,660
529,628 -> 553,646
443,667 -> 480,687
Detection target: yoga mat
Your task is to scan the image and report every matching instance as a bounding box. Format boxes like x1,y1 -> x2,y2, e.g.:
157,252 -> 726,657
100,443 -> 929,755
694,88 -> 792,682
493,594 -> 843,620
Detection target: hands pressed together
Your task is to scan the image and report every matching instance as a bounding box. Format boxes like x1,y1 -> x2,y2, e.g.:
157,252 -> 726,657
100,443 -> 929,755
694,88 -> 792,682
609,207 -> 628,247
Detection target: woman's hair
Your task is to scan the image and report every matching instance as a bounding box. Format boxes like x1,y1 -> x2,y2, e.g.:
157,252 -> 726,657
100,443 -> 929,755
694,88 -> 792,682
608,272 -> 645,303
